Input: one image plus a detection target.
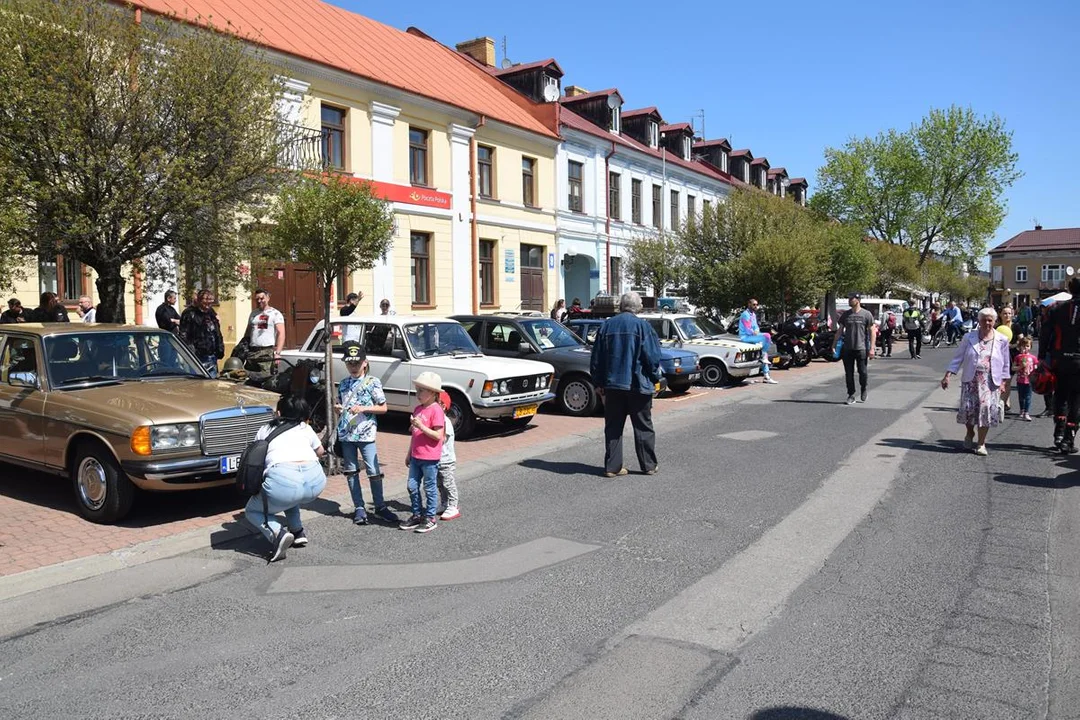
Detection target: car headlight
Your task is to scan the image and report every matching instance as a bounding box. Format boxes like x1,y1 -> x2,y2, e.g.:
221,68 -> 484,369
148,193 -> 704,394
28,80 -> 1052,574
151,423 -> 200,450
672,357 -> 682,367
499,380 -> 509,394
735,352 -> 743,362
482,380 -> 499,397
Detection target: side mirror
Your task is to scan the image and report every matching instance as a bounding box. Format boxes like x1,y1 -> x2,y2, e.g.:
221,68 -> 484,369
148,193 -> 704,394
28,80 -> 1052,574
518,342 -> 533,354
9,372 -> 38,389
391,349 -> 407,361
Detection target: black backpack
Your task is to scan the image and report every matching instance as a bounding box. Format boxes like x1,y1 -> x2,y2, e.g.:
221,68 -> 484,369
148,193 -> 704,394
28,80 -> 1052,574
236,420 -> 299,496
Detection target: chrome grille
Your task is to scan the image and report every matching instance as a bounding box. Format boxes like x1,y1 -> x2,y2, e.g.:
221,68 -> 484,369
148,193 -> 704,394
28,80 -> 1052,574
201,408 -> 274,456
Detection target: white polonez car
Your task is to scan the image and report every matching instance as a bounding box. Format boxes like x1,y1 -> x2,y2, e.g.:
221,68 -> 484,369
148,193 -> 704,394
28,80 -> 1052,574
640,313 -> 762,386
282,316 -> 555,438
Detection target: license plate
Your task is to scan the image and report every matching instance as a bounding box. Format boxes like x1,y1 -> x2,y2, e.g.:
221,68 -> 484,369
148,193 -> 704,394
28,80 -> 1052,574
220,455 -> 241,474
654,383 -> 662,391
514,404 -> 538,419
687,373 -> 700,381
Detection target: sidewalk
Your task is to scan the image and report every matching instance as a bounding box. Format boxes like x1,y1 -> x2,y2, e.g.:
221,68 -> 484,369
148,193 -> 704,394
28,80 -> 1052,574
0,361 -> 840,595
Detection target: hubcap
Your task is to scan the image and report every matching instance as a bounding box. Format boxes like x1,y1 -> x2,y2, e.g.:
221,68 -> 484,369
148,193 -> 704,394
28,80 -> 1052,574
77,457 -> 108,511
562,381 -> 591,413
703,365 -> 723,385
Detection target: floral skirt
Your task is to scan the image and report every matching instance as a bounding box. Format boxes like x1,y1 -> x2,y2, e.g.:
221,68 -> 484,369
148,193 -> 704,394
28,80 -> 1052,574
957,369 -> 1001,428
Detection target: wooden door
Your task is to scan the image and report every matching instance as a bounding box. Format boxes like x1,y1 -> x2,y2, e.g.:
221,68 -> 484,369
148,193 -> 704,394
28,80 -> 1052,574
255,264 -> 324,349
520,244 -> 545,312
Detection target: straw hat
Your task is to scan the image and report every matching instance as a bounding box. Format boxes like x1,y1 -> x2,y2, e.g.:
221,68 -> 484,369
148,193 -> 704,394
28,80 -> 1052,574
413,371 -> 442,392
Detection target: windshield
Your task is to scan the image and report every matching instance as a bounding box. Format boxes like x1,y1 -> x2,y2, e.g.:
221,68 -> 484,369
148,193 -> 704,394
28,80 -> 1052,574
520,319 -> 584,350
45,331 -> 205,387
674,317 -> 711,340
404,322 -> 481,358
695,317 -> 728,337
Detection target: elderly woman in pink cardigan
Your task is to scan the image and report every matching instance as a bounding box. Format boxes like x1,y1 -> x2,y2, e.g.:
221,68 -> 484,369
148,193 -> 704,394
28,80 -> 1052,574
940,307 -> 1011,456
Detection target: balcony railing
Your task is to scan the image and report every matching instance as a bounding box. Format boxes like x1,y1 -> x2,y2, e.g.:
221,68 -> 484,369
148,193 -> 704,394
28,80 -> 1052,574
276,122 -> 326,172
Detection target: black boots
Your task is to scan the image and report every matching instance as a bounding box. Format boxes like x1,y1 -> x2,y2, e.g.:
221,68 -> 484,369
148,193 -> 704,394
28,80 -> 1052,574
1054,417 -> 1066,450
1064,424 -> 1078,455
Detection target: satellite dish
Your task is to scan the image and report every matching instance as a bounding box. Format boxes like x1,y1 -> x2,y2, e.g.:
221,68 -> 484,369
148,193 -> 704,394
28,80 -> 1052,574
606,94 -> 621,110
1068,266 -> 1076,277
501,58 -> 513,69
542,84 -> 560,103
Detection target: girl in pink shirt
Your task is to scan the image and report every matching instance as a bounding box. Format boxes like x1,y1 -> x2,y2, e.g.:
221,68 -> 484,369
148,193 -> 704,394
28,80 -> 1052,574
1012,336 -> 1037,422
400,372 -> 445,533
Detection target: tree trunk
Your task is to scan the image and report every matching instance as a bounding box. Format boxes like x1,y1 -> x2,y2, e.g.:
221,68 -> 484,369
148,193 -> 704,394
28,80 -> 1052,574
322,278 -> 337,475
94,266 -> 127,324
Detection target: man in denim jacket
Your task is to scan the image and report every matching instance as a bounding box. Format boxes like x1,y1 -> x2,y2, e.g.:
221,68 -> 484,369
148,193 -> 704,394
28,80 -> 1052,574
590,292 -> 663,477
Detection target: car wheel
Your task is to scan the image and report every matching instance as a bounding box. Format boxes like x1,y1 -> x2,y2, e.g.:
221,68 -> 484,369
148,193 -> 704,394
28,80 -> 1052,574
668,380 -> 692,395
71,441 -> 135,524
445,390 -> 476,439
699,361 -> 729,387
558,375 -> 598,416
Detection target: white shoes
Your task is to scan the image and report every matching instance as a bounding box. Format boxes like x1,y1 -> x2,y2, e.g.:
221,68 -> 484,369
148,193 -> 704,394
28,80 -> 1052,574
440,506 -> 461,521
974,445 -> 988,456
763,377 -> 778,385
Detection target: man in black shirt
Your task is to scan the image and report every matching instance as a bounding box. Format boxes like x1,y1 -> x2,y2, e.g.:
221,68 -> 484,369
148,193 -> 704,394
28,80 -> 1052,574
155,290 -> 181,333
0,298 -> 25,324
837,292 -> 876,405
179,289 -> 225,378
1039,277 -> 1080,452
340,292 -> 360,316
29,292 -> 70,323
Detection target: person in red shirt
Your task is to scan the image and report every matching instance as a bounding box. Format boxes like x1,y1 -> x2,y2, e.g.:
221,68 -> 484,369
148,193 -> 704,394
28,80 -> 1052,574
400,372 -> 445,533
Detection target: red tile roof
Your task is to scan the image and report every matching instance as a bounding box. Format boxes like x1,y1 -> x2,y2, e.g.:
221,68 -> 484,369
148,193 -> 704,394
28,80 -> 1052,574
560,88 -> 623,104
750,157 -> 770,167
730,149 -> 753,159
622,106 -> 663,119
991,227 -> 1080,254
767,167 -> 787,176
788,177 -> 808,187
559,108 -> 732,187
492,58 -> 564,77
661,122 -> 693,134
693,138 -> 731,150
129,0 -> 558,138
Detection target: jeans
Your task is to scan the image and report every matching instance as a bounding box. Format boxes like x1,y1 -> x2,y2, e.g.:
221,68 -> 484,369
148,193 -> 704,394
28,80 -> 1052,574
341,440 -> 387,510
908,330 -> 922,357
245,461 -> 326,543
408,458 -> 439,519
1017,383 -> 1032,414
438,461 -> 458,511
842,349 -> 868,396
741,333 -> 772,376
879,328 -> 893,356
198,355 -> 219,378
602,388 -> 657,474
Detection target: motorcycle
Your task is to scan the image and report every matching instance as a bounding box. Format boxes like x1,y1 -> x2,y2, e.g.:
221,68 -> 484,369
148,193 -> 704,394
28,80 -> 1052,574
809,321 -> 840,362
762,320 -> 810,369
226,356 -> 330,433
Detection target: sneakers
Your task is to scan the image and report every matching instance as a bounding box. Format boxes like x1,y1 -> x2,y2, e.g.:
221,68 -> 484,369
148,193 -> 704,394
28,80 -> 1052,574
440,506 -> 461,521
845,395 -> 856,405
974,445 -> 988,456
1021,412 -> 1032,422
644,466 -> 659,476
915,354 -> 922,359
268,528 -> 294,563
763,376 -> 778,384
414,517 -> 438,534
373,506 -> 399,524
398,515 -> 423,531
857,391 -> 867,403
604,468 -> 629,478
291,528 -> 308,548
352,508 -> 368,525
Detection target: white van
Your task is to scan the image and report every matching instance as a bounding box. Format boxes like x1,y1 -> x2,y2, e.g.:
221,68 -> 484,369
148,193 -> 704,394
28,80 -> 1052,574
835,297 -> 907,326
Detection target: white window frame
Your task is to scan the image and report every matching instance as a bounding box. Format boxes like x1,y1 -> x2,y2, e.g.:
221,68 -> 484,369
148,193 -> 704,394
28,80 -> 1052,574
721,152 -> 728,173
648,122 -> 658,148
682,136 -> 691,160
992,265 -> 1002,282
609,105 -> 621,134
1043,264 -> 1065,283
1015,266 -> 1027,283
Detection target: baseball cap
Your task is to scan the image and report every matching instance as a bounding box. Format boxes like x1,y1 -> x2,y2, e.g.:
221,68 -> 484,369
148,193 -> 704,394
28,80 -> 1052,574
341,340 -> 366,363
848,291 -> 862,300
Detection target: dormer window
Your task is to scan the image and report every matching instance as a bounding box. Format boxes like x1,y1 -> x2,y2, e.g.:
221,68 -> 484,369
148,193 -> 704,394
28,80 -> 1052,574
743,164 -> 749,183
682,136 -> 691,160
542,74 -> 560,102
609,103 -> 621,134
721,152 -> 728,173
648,121 -> 659,148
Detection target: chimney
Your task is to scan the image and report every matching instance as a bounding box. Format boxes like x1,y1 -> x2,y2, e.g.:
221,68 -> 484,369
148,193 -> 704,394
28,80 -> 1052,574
564,85 -> 590,98
456,37 -> 496,67
1035,223 -> 1043,231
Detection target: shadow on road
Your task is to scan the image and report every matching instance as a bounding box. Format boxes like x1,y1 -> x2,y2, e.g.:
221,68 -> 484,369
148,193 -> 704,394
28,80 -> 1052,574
749,708 -> 851,720
518,458 -> 599,476
772,399 -> 846,406
995,470 -> 1080,490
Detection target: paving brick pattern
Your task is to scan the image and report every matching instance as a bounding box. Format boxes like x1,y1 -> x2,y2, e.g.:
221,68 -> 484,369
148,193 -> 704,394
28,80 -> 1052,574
0,365 -> 832,578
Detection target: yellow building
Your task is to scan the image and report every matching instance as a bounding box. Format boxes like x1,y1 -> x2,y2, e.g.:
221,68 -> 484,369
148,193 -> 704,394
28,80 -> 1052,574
988,225 -> 1080,309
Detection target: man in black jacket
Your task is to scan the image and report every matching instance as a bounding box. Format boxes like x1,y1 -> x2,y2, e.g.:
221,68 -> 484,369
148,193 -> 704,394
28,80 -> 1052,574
180,289 -> 225,378
1039,277 -> 1080,452
29,292 -> 70,323
155,290 -> 181,333
0,298 -> 25,324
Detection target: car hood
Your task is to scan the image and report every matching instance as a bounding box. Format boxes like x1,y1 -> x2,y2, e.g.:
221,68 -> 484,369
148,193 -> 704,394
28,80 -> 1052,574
661,347 -> 698,361
684,337 -> 760,350
49,379 -> 279,428
411,355 -> 556,379
535,345 -> 593,366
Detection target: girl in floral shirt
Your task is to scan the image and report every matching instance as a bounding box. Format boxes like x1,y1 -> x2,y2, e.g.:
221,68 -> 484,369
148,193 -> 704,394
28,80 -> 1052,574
1012,336 -> 1037,422
335,341 -> 395,525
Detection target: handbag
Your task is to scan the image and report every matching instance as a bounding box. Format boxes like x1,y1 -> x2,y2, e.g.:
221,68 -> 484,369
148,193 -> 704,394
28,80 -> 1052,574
833,335 -> 844,360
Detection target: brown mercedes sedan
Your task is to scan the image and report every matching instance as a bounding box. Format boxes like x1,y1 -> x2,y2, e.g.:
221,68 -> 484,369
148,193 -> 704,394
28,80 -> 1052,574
0,324 -> 280,523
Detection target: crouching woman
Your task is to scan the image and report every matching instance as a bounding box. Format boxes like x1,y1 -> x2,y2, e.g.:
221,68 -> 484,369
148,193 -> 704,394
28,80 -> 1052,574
245,395 -> 327,562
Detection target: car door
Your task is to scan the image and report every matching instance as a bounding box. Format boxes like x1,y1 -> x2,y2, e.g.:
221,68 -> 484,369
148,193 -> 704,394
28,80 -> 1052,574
482,321 -> 534,360
361,322 -> 412,412
0,334 -> 48,466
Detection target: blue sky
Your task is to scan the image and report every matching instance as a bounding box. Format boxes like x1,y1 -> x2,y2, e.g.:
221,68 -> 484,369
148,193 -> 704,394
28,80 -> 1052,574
340,0 -> 1077,257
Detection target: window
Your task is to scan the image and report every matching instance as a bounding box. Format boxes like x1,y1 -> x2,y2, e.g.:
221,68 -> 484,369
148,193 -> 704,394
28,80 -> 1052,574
687,195 -> 696,221
2,337 -> 38,386
609,256 -> 623,293
1043,264 -> 1066,283
743,164 -> 749,183
721,152 -> 728,173
631,179 -> 642,224
992,266 -> 1002,282
608,172 -> 621,221
38,254 -> 58,296
480,239 -> 496,306
1016,266 -> 1028,283
652,185 -> 662,228
409,127 -> 429,186
522,157 -> 536,207
568,160 -> 583,212
648,122 -> 659,148
609,104 -> 620,133
682,136 -> 691,160
477,145 -> 494,198
670,189 -> 680,230
410,232 -> 431,305
320,104 -> 346,170
62,257 -> 84,302
543,74 -> 559,97
487,322 -> 526,352
336,271 -> 349,305
704,199 -> 712,215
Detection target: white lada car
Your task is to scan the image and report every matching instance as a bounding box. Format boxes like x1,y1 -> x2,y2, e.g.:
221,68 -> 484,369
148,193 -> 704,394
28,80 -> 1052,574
283,316 -> 555,438
639,313 -> 762,386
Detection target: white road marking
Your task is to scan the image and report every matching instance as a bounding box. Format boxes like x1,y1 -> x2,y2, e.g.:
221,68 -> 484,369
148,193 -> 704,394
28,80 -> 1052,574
716,430 -> 779,441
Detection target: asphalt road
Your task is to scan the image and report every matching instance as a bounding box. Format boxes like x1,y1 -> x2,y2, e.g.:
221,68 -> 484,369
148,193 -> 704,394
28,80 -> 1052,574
1,352 -> 1078,720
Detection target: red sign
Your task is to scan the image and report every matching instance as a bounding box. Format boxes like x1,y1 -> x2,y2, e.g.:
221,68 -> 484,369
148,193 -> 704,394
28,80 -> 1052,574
363,179 -> 452,209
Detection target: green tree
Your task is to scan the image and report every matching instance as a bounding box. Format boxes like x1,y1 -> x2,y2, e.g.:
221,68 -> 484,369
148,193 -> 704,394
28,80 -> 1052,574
819,223 -> 878,297
624,233 -> 686,299
869,241 -> 921,296
0,0 -> 301,321
813,106 -> 1020,266
266,175 -> 394,445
